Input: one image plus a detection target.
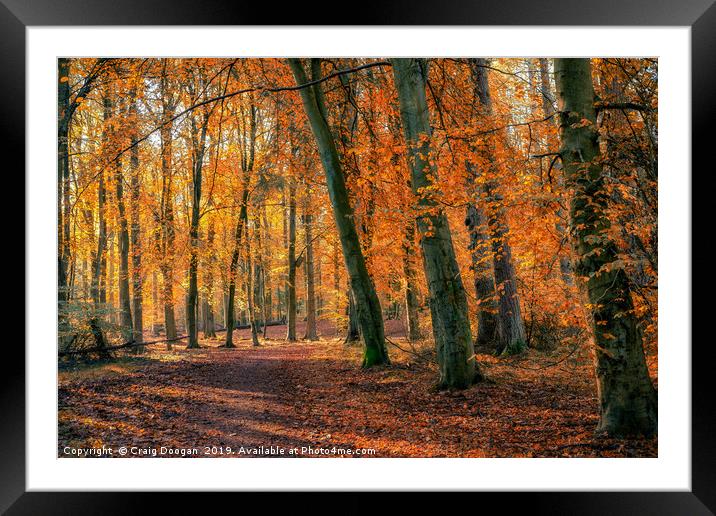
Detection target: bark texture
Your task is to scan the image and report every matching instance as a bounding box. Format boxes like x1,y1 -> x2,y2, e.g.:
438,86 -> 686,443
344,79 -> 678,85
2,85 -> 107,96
554,58 -> 657,437
392,58 -> 479,388
402,221 -> 422,341
469,58 -> 527,355
465,202 -> 499,349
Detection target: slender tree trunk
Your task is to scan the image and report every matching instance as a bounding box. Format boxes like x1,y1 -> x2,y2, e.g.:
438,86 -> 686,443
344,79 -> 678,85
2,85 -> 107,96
224,185 -> 249,348
346,285 -> 361,343
332,238 -> 342,333
554,58 -> 657,437
186,112 -> 208,349
86,92 -> 113,358
539,58 -> 575,287
261,206 -> 273,329
392,58 -> 479,389
288,58 -> 388,367
159,119 -> 177,345
108,94 -> 133,340
109,234 -> 119,324
203,218 -> 217,338
286,179 -> 298,341
402,221 -> 422,341
224,102 -> 256,347
303,211 -> 318,340
58,59 -> 71,300
57,58 -> 72,347
129,88 -> 144,351
90,162 -> 109,358
246,215 -> 261,347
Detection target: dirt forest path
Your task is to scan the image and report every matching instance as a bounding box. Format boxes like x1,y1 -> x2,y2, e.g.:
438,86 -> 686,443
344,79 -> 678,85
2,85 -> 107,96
59,328 -> 657,458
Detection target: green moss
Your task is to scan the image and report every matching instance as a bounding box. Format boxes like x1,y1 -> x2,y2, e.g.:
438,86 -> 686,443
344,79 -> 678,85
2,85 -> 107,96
500,339 -> 527,356
361,344 -> 389,368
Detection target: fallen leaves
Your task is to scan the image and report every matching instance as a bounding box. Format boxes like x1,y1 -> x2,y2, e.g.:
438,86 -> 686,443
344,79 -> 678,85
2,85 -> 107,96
58,333 -> 656,458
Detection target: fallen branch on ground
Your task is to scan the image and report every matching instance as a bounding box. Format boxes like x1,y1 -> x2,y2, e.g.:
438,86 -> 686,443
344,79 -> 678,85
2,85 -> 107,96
58,320 -> 287,357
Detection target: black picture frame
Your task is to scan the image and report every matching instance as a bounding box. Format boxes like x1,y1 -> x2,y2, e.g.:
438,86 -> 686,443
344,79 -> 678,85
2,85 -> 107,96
6,0 -> 713,513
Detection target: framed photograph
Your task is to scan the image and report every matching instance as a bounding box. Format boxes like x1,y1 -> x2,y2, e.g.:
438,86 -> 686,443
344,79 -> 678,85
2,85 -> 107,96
8,0 -> 713,512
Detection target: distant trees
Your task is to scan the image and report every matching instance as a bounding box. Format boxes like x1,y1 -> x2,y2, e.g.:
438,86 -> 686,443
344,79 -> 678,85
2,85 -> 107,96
58,57 -> 659,436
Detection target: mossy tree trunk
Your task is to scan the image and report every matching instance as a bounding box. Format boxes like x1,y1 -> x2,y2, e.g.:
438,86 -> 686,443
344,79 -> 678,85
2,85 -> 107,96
392,58 -> 479,388
554,58 -> 657,437
288,58 -> 388,367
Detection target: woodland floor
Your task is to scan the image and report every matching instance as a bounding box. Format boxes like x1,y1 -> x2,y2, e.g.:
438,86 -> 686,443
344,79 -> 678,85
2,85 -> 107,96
58,319 -> 658,458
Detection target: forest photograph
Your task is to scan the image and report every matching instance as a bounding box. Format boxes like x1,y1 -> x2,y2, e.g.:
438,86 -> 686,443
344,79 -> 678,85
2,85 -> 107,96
57,57 -> 658,459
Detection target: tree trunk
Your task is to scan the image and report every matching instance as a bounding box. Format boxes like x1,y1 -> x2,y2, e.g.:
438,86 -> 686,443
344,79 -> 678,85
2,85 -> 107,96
87,92 -> 112,358
465,201 -> 499,350
303,211 -> 318,340
554,58 -> 657,437
402,221 -> 422,341
111,96 -> 133,341
261,206 -> 273,330
108,233 -> 117,324
224,101 -> 256,347
286,179 -> 298,342
288,58 -> 388,367
151,272 -> 160,335
129,88 -> 144,351
57,58 -> 72,347
186,111 -> 208,349
224,194 -> 248,348
58,59 -> 71,304
203,217 -> 217,338
392,58 -> 479,388
346,285 -> 361,344
488,197 -> 527,355
539,58 -> 575,287
246,215 -> 261,347
469,58 -> 527,355
159,112 -> 177,345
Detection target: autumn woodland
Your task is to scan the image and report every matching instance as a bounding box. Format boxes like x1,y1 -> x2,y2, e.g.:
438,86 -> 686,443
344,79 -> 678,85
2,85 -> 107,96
58,57 -> 658,458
